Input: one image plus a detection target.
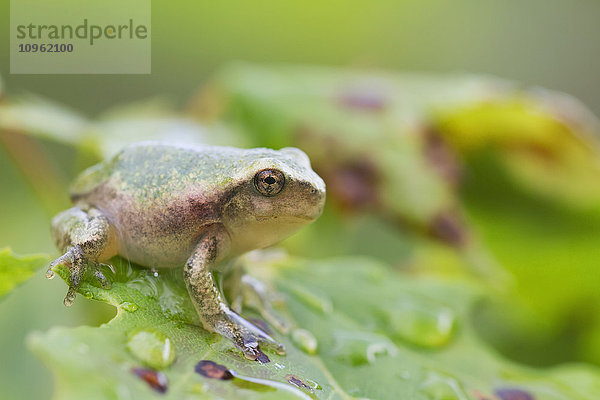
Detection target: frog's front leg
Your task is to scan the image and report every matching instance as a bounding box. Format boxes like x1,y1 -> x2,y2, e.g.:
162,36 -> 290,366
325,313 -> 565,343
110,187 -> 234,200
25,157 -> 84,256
184,225 -> 285,361
48,207 -> 117,306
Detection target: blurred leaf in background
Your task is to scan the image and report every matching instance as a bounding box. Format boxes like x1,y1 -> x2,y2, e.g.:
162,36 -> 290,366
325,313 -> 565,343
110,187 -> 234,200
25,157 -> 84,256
0,248 -> 49,298
2,1 -> 600,117
189,64 -> 600,367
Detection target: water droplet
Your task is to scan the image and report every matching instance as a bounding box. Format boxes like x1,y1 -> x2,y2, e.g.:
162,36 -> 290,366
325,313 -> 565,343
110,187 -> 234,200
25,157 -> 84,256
291,328 -> 318,355
120,302 -> 138,312
384,297 -> 456,348
305,379 -> 322,391
127,329 -> 175,369
419,371 -> 469,400
286,283 -> 333,314
331,330 -> 397,366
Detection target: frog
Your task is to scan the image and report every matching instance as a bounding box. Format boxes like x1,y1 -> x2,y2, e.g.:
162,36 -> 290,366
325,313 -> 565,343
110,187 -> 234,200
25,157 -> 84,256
46,142 -> 326,360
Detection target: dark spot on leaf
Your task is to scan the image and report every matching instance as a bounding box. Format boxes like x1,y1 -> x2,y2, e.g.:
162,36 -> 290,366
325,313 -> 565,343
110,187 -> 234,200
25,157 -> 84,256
430,210 -> 468,247
326,160 -> 379,211
194,360 -> 234,380
337,85 -> 388,112
255,349 -> 270,364
423,125 -> 462,185
285,374 -> 314,393
495,387 -> 535,400
519,143 -> 559,164
131,367 -> 168,394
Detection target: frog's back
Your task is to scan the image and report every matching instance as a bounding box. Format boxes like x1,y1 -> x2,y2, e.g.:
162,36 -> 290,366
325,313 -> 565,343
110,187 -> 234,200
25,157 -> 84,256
70,142 -> 254,267
69,157 -> 114,201
70,142 -> 249,201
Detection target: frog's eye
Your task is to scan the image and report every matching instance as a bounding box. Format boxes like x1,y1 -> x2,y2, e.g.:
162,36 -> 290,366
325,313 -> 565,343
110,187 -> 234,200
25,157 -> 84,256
254,169 -> 285,197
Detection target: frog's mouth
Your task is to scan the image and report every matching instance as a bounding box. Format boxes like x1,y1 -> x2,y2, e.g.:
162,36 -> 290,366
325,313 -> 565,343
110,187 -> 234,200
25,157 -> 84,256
255,215 -> 315,222
229,215 -> 315,254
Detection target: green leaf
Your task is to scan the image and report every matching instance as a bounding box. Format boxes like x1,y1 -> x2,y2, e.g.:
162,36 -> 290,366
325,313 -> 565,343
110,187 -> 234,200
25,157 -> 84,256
0,95 -> 90,143
0,95 -> 244,160
28,254 -> 600,399
0,248 -> 50,298
462,153 -> 600,366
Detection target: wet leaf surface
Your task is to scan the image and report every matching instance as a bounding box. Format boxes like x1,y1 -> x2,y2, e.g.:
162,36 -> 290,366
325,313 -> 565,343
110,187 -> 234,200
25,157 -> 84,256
25,254 -> 600,399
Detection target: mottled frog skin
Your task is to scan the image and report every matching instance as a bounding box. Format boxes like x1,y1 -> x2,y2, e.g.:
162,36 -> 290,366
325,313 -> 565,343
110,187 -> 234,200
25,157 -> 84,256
47,142 -> 326,360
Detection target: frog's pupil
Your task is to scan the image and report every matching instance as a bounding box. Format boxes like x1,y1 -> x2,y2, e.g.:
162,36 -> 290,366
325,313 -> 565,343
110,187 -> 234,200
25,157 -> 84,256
254,169 -> 284,196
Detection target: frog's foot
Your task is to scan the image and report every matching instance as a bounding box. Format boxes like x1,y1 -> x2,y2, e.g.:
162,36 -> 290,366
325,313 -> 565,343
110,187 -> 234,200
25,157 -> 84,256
46,246 -> 111,306
233,274 -> 291,335
214,308 -> 286,361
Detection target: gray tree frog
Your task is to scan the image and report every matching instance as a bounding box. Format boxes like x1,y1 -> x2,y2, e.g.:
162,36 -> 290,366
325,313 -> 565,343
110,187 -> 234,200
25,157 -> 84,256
47,142 -> 326,360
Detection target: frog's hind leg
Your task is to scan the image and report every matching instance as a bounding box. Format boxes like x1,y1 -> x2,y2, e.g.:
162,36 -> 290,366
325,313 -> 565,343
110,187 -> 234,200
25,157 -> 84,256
226,268 -> 291,335
48,207 -> 117,306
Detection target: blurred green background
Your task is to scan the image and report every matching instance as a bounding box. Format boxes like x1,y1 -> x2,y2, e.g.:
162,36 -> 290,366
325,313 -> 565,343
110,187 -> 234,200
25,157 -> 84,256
1,0 -> 600,115
2,1 -> 600,399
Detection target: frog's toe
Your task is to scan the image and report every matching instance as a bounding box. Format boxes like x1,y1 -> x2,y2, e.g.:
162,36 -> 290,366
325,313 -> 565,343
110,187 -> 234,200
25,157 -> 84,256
45,267 -> 56,280
252,328 -> 286,356
48,247 -> 88,307
236,332 -> 276,362
63,265 -> 85,306
238,334 -> 261,361
63,286 -> 78,306
46,253 -> 72,279
240,334 -> 286,361
222,310 -> 286,361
